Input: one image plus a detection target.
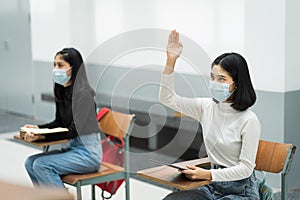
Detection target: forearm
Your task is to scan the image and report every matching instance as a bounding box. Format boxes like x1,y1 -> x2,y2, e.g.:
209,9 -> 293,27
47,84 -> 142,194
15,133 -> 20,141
44,130 -> 76,141
204,170 -> 212,181
38,119 -> 61,129
163,58 -> 177,74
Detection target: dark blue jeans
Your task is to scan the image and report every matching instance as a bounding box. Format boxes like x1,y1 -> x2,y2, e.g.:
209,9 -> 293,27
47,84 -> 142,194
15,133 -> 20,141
163,173 -> 259,200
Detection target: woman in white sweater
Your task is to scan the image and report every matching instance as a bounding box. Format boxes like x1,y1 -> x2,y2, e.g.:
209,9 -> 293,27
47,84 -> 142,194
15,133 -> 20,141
161,30 -> 260,199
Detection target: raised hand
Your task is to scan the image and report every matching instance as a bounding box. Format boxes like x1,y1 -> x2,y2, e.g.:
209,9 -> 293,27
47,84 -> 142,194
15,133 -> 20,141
166,30 -> 183,60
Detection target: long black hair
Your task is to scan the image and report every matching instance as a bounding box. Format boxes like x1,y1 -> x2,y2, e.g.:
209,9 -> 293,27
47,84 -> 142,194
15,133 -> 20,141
212,53 -> 256,111
54,48 -> 95,101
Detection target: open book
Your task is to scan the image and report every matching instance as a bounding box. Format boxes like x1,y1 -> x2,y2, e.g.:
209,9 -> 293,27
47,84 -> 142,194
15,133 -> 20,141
20,127 -> 68,138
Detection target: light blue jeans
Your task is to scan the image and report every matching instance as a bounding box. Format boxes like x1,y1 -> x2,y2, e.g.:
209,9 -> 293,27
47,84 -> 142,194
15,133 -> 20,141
163,173 -> 260,200
25,133 -> 102,188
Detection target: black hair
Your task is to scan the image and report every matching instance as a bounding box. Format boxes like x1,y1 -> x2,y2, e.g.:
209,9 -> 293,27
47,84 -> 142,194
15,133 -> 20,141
53,48 -> 95,101
212,52 -> 256,111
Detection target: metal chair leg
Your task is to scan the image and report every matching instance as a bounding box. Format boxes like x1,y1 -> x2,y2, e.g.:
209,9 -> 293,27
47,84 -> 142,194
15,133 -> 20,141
125,172 -> 130,200
91,184 -> 96,200
76,182 -> 82,200
43,145 -> 49,152
281,174 -> 288,200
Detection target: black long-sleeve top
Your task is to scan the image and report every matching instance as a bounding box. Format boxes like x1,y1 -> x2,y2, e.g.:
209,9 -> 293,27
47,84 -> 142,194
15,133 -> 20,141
38,86 -> 100,141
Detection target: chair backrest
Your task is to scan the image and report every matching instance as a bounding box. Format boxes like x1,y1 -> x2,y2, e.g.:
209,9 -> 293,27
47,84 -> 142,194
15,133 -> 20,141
255,140 -> 296,174
98,110 -> 135,139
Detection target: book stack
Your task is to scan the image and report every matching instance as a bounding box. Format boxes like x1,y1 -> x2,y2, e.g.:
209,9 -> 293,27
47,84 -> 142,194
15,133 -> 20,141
19,127 -> 68,139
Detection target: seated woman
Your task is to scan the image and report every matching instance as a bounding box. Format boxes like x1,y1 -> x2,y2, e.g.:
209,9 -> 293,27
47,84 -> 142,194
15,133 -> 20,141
160,30 -> 260,199
22,48 -> 102,188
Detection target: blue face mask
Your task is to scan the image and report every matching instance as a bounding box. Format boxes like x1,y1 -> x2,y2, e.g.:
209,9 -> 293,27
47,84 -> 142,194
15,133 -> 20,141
52,68 -> 71,86
209,80 -> 235,102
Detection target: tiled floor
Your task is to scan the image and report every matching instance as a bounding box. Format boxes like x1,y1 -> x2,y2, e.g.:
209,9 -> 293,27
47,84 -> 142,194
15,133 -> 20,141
0,131 -> 172,200
0,110 -> 299,199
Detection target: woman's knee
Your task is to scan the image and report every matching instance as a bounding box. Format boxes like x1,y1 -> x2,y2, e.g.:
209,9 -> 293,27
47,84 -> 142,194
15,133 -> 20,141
163,191 -> 197,200
163,188 -> 211,200
24,155 -> 36,170
163,193 -> 177,200
32,157 -> 49,172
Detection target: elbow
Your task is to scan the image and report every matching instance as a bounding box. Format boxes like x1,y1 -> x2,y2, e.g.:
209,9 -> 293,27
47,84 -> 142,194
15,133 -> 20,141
241,161 -> 255,179
159,93 -> 172,108
159,89 -> 167,105
244,167 -> 254,178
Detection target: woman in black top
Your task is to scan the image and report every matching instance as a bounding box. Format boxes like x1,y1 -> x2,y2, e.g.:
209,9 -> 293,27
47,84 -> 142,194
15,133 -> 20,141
22,48 -> 102,188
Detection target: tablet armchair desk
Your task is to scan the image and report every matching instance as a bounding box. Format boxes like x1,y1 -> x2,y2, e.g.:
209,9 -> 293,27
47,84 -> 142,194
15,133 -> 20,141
13,135 -> 68,152
137,157 -> 211,191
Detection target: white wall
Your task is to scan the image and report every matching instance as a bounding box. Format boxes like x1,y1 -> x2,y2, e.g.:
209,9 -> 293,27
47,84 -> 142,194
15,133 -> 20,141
285,0 -> 300,92
93,0 -> 245,75
29,0 -> 300,93
30,0 -> 71,61
30,0 -> 245,76
245,0 -> 286,92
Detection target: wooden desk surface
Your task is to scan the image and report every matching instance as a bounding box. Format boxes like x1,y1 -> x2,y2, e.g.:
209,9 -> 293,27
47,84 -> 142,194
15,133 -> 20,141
13,135 -> 68,147
137,157 -> 211,190
0,180 -> 74,200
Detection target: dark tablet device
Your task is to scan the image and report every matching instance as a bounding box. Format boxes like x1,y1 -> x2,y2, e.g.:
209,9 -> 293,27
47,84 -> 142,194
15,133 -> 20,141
149,159 -> 188,171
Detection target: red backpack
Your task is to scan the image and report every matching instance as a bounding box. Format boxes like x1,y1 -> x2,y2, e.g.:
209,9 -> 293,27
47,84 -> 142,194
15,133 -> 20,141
96,108 -> 125,199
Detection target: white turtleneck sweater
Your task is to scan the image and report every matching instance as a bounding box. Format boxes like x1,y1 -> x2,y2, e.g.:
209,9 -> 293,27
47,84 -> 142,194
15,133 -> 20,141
159,72 -> 260,181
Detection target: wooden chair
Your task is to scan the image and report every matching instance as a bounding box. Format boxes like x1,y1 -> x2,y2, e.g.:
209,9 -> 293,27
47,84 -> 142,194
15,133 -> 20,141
62,110 -> 135,200
254,140 -> 296,200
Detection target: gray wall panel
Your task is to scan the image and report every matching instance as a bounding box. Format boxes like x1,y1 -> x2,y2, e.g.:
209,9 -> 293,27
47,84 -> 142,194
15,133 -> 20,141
0,0 -> 33,115
284,90 -> 300,189
253,91 -> 285,189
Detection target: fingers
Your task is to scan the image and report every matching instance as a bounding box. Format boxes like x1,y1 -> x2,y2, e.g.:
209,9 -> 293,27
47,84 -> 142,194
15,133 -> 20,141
24,132 -> 29,140
24,124 -> 32,128
169,30 -> 180,44
181,169 -> 195,175
24,124 -> 38,128
175,31 -> 179,43
182,167 -> 198,180
181,166 -> 209,181
184,172 -> 197,180
181,165 -> 197,175
186,165 -> 197,170
168,30 -> 173,43
179,41 -> 183,48
24,132 -> 36,141
167,29 -> 183,59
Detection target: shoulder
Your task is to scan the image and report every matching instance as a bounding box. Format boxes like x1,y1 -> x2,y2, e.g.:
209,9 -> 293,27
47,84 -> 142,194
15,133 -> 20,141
76,89 -> 93,97
74,89 -> 94,103
239,109 -> 261,129
196,97 -> 214,105
193,97 -> 214,110
242,109 -> 259,121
